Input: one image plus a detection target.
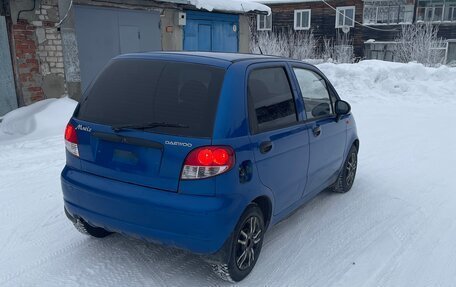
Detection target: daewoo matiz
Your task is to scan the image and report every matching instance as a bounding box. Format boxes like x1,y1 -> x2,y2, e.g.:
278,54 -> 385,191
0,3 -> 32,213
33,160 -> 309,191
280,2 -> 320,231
61,52 -> 359,282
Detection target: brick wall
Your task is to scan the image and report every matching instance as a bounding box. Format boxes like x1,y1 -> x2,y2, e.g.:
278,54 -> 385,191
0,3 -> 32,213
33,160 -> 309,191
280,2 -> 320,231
12,20 -> 44,104
11,0 -> 65,106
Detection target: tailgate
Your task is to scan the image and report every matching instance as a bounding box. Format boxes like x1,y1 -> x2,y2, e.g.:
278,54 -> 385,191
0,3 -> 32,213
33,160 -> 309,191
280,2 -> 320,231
72,119 -> 210,192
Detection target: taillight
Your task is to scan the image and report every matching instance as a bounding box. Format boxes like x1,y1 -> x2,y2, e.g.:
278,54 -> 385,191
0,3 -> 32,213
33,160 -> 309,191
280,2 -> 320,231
181,146 -> 235,179
64,123 -> 79,157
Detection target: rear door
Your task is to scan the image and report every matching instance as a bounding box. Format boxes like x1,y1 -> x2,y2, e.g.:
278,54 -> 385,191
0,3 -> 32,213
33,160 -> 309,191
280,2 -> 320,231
291,65 -> 347,194
248,63 -> 311,215
73,59 -> 225,192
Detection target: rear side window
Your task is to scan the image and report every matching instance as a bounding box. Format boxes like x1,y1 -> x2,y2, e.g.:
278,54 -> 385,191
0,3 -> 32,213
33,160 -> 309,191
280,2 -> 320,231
77,59 -> 225,138
248,67 -> 297,134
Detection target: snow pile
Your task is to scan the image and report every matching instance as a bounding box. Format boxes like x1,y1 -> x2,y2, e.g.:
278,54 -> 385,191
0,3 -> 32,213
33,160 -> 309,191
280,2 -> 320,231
317,60 -> 456,104
1,61 -> 456,286
188,0 -> 271,14
0,97 -> 77,141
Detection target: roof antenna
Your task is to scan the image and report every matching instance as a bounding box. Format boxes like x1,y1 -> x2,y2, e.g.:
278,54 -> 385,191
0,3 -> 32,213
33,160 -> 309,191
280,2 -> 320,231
258,45 -> 264,55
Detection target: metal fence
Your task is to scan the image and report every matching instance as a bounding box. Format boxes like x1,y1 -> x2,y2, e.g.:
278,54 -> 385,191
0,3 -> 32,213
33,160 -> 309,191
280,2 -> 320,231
364,40 -> 456,65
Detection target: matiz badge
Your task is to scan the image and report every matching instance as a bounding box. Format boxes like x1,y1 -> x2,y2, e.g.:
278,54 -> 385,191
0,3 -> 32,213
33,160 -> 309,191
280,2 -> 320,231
75,124 -> 92,132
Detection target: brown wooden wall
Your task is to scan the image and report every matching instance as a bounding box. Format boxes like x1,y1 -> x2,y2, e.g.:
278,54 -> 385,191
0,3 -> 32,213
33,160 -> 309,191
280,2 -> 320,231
268,1 -> 366,57
265,1 -> 456,59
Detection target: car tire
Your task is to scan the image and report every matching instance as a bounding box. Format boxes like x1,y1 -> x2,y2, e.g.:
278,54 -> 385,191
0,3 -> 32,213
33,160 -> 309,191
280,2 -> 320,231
212,204 -> 265,282
333,145 -> 358,193
73,218 -> 112,238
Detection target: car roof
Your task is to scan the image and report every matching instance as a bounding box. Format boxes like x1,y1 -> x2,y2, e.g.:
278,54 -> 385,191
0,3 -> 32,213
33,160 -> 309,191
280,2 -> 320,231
116,51 -> 283,65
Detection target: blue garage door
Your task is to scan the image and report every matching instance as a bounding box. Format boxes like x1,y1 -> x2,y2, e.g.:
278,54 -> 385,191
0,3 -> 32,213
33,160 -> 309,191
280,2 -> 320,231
184,11 -> 239,52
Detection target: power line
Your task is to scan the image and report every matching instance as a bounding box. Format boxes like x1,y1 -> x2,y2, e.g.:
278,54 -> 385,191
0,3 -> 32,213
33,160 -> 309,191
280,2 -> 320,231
320,0 -> 401,32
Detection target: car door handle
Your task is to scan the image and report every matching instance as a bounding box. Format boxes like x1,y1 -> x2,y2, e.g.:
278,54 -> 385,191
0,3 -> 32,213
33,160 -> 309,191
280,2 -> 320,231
313,126 -> 322,137
259,141 -> 273,154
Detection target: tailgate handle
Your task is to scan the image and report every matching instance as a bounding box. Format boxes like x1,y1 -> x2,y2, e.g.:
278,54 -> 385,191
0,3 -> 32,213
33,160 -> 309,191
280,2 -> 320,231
92,132 -> 163,150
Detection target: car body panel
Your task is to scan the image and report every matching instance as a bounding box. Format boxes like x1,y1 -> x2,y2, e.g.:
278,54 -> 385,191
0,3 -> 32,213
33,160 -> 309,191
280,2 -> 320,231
61,52 -> 358,257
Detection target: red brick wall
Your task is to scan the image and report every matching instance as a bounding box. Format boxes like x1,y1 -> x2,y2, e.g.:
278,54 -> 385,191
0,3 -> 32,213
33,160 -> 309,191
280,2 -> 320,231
12,19 -> 45,104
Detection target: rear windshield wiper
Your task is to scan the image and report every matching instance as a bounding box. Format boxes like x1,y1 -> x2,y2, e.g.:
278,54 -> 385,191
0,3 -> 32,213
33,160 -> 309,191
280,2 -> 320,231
112,122 -> 189,132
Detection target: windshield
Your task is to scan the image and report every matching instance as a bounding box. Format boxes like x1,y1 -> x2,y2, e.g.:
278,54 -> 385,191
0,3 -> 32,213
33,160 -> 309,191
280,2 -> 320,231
76,59 -> 226,138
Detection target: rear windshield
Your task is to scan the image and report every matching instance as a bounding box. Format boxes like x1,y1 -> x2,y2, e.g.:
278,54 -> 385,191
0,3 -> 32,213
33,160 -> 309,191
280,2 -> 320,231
76,59 -> 226,138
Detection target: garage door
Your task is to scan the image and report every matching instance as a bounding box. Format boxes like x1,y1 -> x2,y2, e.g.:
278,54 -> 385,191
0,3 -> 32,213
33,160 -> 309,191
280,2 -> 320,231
184,11 -> 239,52
74,6 -> 161,92
0,16 -> 18,116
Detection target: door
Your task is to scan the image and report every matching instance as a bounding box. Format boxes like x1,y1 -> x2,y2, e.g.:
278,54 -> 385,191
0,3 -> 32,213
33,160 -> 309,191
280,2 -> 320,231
183,11 -> 238,52
248,65 -> 311,215
74,6 -> 161,92
292,66 -> 347,194
198,23 -> 212,51
119,26 -> 140,54
0,16 -> 18,116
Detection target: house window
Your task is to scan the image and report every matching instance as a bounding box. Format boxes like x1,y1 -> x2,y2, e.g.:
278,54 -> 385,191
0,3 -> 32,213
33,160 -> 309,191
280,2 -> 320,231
363,1 -> 414,25
417,0 -> 456,22
294,10 -> 311,30
336,6 -> 356,28
257,14 -> 272,31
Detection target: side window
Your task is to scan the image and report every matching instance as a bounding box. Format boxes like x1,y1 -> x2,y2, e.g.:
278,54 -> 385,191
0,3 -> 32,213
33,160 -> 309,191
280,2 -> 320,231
248,67 -> 298,134
293,68 -> 333,120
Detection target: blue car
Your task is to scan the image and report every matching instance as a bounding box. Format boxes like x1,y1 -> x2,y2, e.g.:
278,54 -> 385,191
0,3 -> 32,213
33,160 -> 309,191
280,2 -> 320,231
61,52 -> 359,282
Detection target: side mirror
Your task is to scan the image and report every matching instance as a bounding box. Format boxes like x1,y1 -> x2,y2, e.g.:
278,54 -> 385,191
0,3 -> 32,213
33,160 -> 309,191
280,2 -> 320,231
311,103 -> 331,118
335,100 -> 351,116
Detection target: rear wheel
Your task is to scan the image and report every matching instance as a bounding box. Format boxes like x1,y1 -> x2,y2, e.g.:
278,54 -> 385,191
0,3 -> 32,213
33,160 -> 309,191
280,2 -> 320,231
333,145 -> 358,193
73,218 -> 112,238
212,205 -> 265,282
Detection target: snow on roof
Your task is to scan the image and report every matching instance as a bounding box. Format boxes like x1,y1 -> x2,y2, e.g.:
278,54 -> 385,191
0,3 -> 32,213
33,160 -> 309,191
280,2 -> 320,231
186,0 -> 271,14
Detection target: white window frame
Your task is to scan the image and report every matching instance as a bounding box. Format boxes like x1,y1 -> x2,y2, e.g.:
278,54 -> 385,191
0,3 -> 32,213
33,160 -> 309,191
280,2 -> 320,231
417,2 -> 456,22
363,3 -> 414,25
335,6 -> 356,28
294,9 -> 311,30
257,14 -> 272,31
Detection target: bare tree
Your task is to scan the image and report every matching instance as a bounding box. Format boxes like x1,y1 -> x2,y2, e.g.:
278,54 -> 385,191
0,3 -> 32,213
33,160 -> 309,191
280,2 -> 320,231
394,23 -> 446,66
318,32 -> 354,63
248,16 -> 354,63
248,15 -> 317,60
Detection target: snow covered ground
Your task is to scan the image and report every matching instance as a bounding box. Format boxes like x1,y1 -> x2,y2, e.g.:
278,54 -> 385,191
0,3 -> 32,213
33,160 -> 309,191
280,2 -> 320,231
1,60 -> 456,286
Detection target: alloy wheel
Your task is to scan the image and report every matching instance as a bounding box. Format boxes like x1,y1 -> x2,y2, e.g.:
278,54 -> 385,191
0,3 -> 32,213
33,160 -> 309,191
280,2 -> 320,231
346,152 -> 357,186
235,216 -> 263,270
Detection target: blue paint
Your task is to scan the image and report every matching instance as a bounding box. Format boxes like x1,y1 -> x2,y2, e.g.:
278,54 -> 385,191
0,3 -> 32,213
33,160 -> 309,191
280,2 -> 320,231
184,11 -> 239,52
61,52 -> 359,258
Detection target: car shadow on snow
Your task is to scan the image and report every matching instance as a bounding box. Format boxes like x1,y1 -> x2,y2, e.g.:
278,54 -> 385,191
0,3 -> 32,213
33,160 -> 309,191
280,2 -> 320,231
66,185 -> 363,286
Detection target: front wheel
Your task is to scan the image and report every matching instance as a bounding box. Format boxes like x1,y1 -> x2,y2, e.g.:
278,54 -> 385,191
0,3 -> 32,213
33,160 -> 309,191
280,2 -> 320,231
333,145 -> 358,193
212,205 -> 265,282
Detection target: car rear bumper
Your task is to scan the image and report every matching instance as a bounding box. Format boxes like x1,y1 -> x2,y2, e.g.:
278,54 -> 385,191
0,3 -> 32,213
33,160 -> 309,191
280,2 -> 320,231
61,166 -> 243,255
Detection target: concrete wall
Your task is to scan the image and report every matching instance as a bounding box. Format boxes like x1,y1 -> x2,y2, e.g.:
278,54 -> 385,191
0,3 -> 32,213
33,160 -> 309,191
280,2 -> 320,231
59,0 -> 82,100
238,15 -> 249,53
161,8 -> 183,51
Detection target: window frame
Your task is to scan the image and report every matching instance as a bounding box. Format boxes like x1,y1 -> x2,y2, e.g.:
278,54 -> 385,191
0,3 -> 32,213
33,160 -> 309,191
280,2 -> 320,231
335,6 -> 356,28
363,3 -> 414,25
419,2 -> 456,22
246,63 -> 300,135
290,64 -> 341,123
294,9 -> 312,30
257,14 -> 272,31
